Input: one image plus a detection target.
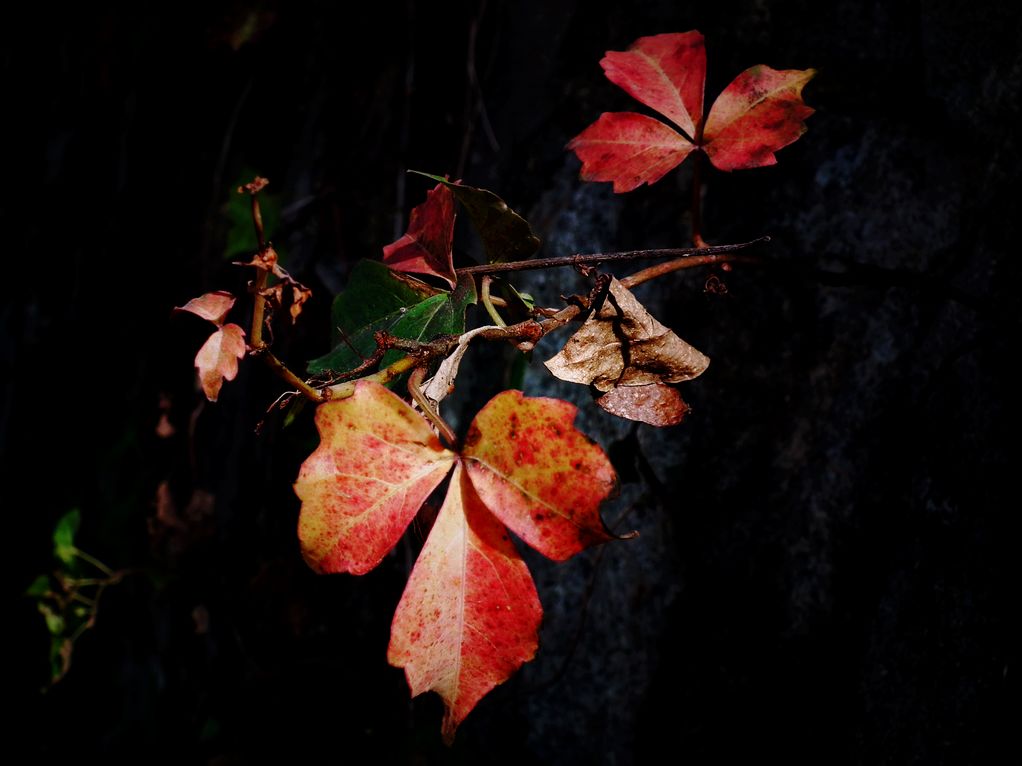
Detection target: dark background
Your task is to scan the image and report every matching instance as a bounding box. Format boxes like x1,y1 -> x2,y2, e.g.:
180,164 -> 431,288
4,1 -> 1017,763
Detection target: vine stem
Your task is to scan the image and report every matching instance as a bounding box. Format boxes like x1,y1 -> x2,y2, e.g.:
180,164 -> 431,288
407,367 -> 458,447
248,190 -> 269,349
454,238 -> 767,276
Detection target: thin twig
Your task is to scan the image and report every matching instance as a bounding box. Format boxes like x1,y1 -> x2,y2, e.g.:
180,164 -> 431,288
620,254 -> 761,289
455,238 -> 767,276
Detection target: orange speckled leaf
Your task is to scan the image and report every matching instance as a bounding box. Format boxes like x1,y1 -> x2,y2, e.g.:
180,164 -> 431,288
194,323 -> 246,401
388,462 -> 541,744
462,390 -> 620,561
175,290 -> 236,327
567,112 -> 695,193
383,183 -> 457,288
294,380 -> 456,575
601,31 -> 705,139
703,65 -> 816,172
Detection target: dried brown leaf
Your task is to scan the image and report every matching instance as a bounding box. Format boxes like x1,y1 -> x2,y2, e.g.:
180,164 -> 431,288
544,278 -> 709,391
595,383 -> 689,426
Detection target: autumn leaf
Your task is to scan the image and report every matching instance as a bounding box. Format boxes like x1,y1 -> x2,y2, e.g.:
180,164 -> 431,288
294,381 -> 622,740
294,380 -> 456,574
595,383 -> 689,427
568,31 -> 815,191
388,463 -> 541,744
194,323 -> 246,401
383,183 -> 458,287
545,277 -> 709,392
174,291 -> 236,326
462,390 -> 621,561
412,172 -> 541,263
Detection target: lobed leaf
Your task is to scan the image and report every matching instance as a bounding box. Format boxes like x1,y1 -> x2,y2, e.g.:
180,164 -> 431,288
462,390 -> 620,561
601,31 -> 705,139
294,380 -> 456,574
307,261 -> 476,375
412,172 -> 540,263
195,323 -> 246,401
383,183 -> 458,287
174,291 -> 236,327
388,463 -> 541,744
703,65 -> 816,171
566,112 -> 696,193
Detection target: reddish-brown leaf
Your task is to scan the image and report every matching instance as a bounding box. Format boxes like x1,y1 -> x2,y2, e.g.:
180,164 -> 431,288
194,323 -> 246,401
566,113 -> 696,193
462,390 -> 620,561
595,383 -> 689,427
544,278 -> 709,392
601,31 -> 705,139
703,65 -> 816,171
175,291 -> 236,327
568,31 -> 814,190
383,183 -> 457,288
388,463 -> 541,744
294,380 -> 456,574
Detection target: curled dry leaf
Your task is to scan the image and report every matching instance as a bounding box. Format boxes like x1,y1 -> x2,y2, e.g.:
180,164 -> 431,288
174,291 -> 236,326
422,325 -> 502,407
544,278 -> 709,392
388,463 -> 541,745
236,246 -> 314,323
595,383 -> 689,427
382,183 -> 457,288
194,323 -> 246,401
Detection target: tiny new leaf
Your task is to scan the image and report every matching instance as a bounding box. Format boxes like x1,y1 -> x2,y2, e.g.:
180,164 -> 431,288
412,172 -> 540,263
195,323 -> 246,401
383,183 -> 458,288
568,31 -> 815,191
545,278 -> 709,392
294,381 -> 621,740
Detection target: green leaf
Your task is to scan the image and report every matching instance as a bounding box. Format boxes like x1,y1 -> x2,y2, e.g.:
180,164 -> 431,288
307,261 -> 477,375
25,574 -> 51,598
38,603 -> 65,635
224,170 -> 282,260
53,509 -> 80,566
411,172 -> 541,263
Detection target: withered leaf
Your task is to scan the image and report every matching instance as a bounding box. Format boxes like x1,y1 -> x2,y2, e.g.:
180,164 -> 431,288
544,278 -> 709,392
595,383 -> 689,427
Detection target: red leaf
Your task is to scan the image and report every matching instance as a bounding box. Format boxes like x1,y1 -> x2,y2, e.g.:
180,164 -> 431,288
175,291 -> 236,327
383,183 -> 457,288
194,323 -> 246,401
702,65 -> 816,171
294,380 -> 456,574
566,112 -> 696,193
595,383 -> 689,427
462,390 -> 621,561
568,31 -> 814,190
601,31 -> 705,139
388,463 -> 541,744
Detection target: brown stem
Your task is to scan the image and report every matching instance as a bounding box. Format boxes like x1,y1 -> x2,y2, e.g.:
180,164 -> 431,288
691,152 -> 707,248
248,192 -> 269,349
619,254 -> 761,289
455,239 -> 767,276
256,349 -> 327,403
408,367 -> 458,447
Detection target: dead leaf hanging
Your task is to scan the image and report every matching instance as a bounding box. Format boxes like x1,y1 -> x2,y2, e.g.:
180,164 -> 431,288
544,278 -> 710,392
